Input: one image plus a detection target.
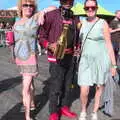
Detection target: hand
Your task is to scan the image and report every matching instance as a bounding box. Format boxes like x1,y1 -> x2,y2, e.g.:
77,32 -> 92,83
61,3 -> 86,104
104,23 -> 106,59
38,11 -> 45,25
48,43 -> 57,52
110,68 -> 117,76
43,6 -> 57,13
116,28 -> 120,32
38,6 -> 57,25
73,46 -> 80,56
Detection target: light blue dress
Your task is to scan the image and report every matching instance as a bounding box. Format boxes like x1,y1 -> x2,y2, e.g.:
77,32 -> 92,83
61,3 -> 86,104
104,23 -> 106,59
78,19 -> 111,86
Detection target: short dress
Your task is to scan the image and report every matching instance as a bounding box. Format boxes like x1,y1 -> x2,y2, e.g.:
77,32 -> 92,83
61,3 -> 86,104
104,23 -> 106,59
13,16 -> 39,76
78,19 -> 111,86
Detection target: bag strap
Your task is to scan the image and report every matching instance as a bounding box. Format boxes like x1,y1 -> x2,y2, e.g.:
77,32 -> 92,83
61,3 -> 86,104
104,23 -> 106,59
79,18 -> 100,61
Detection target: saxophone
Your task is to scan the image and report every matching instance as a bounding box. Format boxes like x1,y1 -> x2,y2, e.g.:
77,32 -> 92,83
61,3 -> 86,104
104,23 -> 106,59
54,23 -> 69,59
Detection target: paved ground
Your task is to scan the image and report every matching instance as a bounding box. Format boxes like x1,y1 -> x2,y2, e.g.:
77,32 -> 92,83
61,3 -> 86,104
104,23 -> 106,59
0,47 -> 120,120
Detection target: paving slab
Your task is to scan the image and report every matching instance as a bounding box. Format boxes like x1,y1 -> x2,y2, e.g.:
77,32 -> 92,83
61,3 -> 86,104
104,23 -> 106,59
0,47 -> 120,120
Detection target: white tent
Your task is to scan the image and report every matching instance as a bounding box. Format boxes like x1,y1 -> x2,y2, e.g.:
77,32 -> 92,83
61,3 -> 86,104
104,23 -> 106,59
7,6 -> 18,10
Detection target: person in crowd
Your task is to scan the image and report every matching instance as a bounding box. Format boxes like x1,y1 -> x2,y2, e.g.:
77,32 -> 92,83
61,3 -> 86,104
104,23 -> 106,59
0,22 -> 5,29
39,0 -> 80,120
77,0 -> 117,120
5,22 -> 12,29
109,10 -> 120,67
9,0 -> 57,120
0,22 -> 5,47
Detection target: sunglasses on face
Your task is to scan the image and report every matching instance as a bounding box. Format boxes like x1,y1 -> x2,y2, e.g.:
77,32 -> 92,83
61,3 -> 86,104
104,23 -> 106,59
84,6 -> 97,11
22,4 -> 34,8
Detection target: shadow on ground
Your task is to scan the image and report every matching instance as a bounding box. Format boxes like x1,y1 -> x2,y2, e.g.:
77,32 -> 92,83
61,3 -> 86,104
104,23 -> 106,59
0,80 -> 49,120
0,103 -> 24,120
31,80 -> 49,119
0,76 -> 22,93
110,119 -> 120,120
0,75 -> 82,120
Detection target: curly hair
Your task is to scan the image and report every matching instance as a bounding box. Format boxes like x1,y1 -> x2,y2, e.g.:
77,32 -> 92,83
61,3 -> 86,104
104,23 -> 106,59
17,0 -> 38,18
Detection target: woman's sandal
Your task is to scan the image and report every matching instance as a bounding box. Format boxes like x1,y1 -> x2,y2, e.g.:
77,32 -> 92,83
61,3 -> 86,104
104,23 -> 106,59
30,106 -> 36,111
20,106 -> 36,112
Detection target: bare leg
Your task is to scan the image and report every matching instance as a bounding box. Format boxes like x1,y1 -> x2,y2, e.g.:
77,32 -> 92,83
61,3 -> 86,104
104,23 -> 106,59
80,86 -> 90,112
30,80 -> 35,109
93,85 -> 104,112
22,75 -> 33,120
9,45 -> 15,63
37,42 -> 42,56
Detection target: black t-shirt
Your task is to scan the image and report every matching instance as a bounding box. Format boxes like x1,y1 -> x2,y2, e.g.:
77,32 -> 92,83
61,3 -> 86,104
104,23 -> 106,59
109,19 -> 120,42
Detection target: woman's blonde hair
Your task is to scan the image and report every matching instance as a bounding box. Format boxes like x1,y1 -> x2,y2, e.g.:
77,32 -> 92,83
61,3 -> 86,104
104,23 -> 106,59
17,0 -> 37,18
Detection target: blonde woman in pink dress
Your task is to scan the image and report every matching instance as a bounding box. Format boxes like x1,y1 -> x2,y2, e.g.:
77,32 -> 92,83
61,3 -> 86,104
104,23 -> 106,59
12,0 -> 57,120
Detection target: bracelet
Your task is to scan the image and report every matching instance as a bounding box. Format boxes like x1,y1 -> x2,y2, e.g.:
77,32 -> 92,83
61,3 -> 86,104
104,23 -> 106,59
111,65 -> 118,68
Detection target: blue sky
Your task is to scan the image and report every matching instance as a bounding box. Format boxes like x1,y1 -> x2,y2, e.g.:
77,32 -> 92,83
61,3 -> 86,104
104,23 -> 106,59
0,0 -> 119,13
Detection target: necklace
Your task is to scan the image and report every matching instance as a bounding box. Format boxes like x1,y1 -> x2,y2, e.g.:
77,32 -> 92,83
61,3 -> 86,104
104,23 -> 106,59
87,16 -> 96,22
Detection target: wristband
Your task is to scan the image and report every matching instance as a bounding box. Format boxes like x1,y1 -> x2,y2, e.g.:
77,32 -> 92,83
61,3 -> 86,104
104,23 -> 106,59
111,65 -> 118,68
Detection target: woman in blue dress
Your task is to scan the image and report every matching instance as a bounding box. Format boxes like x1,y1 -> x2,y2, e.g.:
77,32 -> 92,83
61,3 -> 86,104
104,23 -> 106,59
78,0 -> 117,120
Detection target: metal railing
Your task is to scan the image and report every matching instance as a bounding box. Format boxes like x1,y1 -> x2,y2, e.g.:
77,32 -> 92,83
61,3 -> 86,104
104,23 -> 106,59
0,29 -> 10,47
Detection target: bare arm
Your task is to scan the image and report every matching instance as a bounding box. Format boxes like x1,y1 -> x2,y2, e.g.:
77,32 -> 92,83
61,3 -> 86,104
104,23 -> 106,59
110,27 -> 120,33
42,6 -> 57,14
103,22 -> 117,76
103,21 -> 117,74
34,6 -> 57,25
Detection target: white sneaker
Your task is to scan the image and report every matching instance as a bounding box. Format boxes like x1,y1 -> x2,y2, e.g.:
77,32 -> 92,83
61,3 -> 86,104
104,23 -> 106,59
39,52 -> 42,56
91,112 -> 98,120
79,112 -> 87,120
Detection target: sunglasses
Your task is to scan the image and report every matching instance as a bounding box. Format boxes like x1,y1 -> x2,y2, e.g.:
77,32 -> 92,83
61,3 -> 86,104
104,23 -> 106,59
22,4 -> 34,8
84,6 -> 97,11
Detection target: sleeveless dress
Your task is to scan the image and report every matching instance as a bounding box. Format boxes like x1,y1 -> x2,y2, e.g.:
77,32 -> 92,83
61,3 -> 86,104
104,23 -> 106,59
13,16 -> 39,76
78,19 -> 111,86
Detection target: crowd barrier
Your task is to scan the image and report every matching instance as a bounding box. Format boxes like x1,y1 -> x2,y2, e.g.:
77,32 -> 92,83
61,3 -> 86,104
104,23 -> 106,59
0,29 -> 10,47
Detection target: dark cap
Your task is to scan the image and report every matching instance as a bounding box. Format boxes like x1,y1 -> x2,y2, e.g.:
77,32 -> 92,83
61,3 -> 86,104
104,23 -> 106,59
60,0 -> 74,5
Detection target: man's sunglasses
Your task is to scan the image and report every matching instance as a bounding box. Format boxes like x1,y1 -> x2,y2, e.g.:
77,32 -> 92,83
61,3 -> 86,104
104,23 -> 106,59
84,6 -> 97,11
22,4 -> 34,8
